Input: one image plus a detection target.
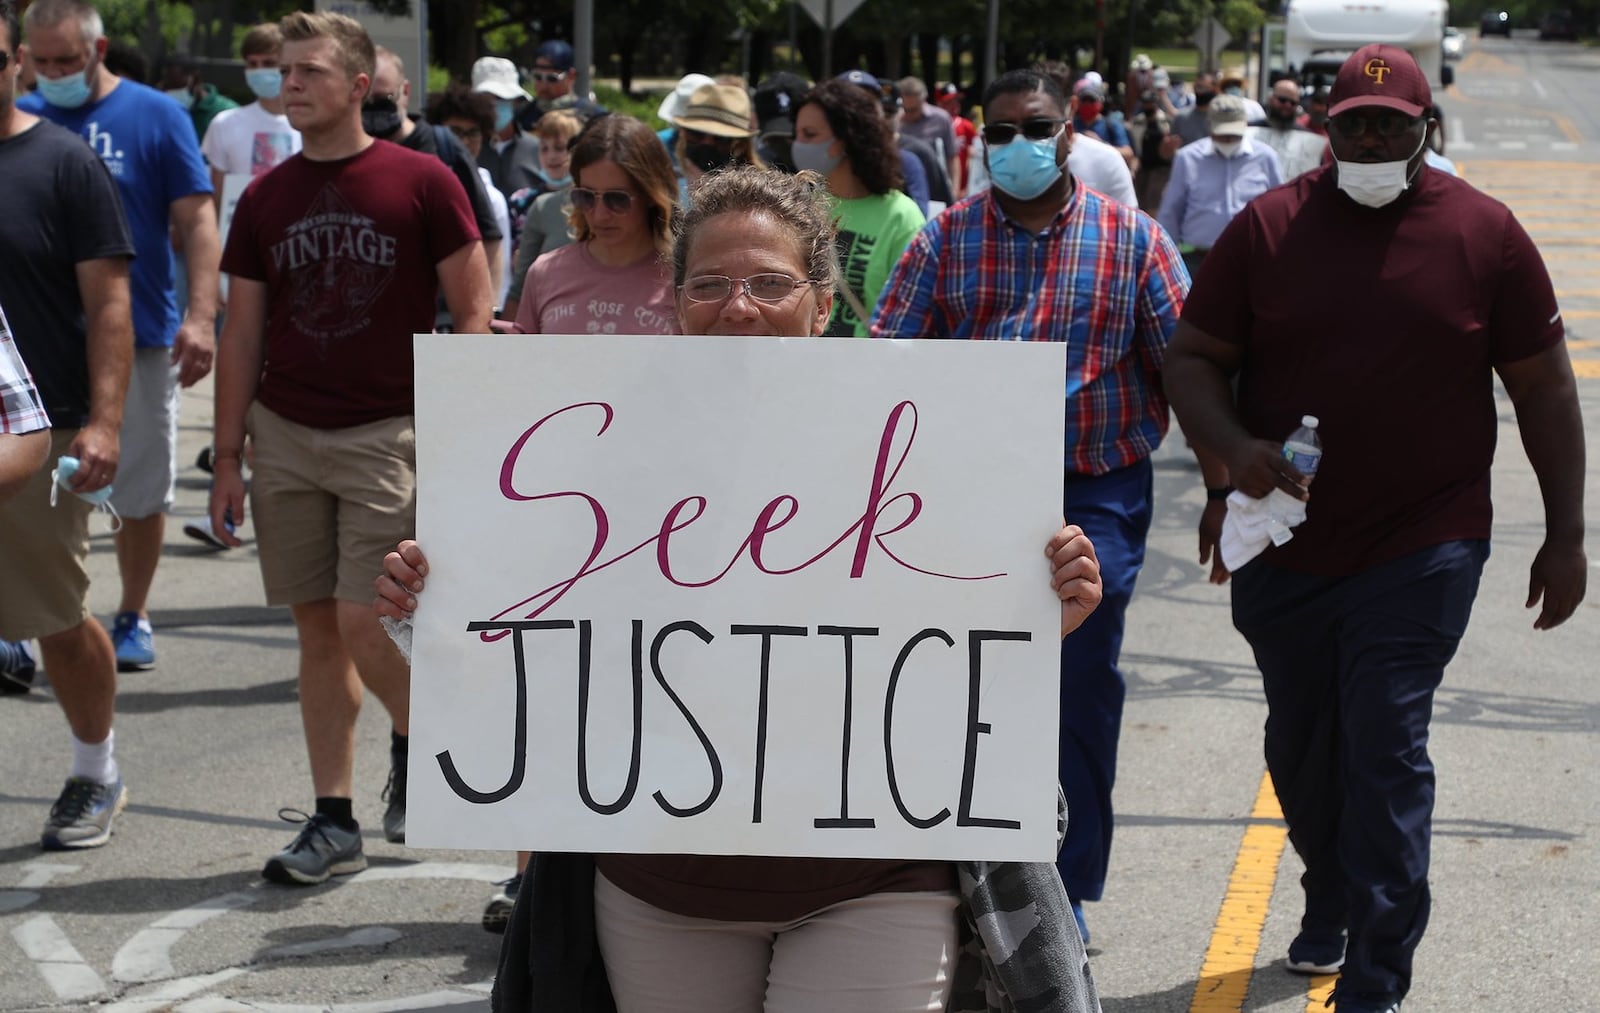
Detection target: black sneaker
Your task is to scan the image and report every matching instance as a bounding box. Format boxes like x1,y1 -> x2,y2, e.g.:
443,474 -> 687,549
0,639 -> 36,695
262,809 -> 366,885
382,749 -> 406,844
1288,926 -> 1347,974
482,873 -> 522,934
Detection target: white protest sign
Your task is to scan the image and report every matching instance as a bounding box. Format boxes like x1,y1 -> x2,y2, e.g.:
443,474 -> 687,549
408,334 -> 1066,862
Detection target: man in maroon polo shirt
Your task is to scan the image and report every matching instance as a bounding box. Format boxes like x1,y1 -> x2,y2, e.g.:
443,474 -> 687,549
1162,45 -> 1585,1013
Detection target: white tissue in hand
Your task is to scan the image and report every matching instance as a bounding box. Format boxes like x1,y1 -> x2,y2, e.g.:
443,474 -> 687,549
380,615 -> 413,662
1219,489 -> 1308,570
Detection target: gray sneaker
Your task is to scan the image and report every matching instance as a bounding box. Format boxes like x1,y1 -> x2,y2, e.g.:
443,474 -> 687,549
262,809 -> 367,885
41,776 -> 127,850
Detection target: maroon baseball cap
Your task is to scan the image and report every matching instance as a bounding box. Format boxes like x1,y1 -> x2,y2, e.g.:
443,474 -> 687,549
1328,44 -> 1431,118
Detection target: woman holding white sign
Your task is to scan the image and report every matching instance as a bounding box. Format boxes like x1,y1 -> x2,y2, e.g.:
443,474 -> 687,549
377,167 -> 1105,1013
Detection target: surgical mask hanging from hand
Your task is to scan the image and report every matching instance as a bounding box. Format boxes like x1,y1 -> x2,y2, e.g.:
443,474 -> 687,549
987,131 -> 1064,201
1334,128 -> 1429,208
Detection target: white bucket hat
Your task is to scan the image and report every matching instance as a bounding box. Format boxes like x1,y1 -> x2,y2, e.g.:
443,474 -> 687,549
471,57 -> 531,102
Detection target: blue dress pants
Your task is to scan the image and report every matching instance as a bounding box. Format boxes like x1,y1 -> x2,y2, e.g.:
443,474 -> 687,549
1055,458 -> 1153,903
1230,539 -> 1488,1000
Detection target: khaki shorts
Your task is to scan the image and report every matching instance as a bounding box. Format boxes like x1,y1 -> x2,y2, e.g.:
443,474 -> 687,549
0,429 -> 94,641
109,347 -> 180,519
246,402 -> 416,606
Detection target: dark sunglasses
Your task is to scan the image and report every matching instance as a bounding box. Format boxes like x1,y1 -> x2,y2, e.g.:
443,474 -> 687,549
1329,110 -> 1424,139
1271,94 -> 1299,104
570,187 -> 636,214
981,117 -> 1065,146
447,124 -> 482,142
530,70 -> 567,83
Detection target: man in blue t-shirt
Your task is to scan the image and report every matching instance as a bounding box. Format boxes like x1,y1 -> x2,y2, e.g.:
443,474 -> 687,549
21,0 -> 219,673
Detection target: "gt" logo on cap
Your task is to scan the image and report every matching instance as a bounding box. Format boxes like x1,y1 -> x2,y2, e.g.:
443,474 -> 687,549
1364,58 -> 1392,84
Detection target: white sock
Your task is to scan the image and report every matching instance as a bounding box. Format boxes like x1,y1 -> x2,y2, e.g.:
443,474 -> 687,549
70,729 -> 119,785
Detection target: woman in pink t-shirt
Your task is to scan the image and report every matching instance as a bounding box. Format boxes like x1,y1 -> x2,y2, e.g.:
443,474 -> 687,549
512,115 -> 680,337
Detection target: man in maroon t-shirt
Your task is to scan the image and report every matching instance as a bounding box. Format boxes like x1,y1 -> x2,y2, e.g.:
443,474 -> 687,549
208,10 -> 490,886
1163,45 -> 1584,1013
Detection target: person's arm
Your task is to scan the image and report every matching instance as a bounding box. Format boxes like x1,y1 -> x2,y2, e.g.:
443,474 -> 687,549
207,276 -> 268,546
437,241 -> 494,335
209,166 -> 227,215
1156,154 -> 1189,243
68,257 -> 134,494
870,226 -> 944,338
1495,343 -> 1587,628
171,192 -> 221,387
503,202 -> 545,321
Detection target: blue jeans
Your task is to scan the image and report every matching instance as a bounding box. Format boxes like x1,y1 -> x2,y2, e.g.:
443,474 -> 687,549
1231,539 -> 1488,1000
1055,458 -> 1153,903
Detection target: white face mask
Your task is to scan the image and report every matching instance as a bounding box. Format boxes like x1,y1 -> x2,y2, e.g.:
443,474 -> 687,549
1212,138 -> 1241,158
1334,129 -> 1428,208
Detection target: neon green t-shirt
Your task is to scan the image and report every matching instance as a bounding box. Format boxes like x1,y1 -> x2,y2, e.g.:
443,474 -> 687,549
827,190 -> 926,337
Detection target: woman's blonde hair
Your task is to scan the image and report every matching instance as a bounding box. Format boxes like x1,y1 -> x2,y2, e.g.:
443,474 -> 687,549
671,166 -> 838,293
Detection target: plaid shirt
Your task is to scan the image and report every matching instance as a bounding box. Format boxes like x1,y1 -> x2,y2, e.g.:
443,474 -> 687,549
872,184 -> 1189,475
0,303 -> 49,435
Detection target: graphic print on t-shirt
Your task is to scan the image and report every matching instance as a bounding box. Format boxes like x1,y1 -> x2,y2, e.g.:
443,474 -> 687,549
829,226 -> 876,336
273,183 -> 399,351
250,132 -> 296,176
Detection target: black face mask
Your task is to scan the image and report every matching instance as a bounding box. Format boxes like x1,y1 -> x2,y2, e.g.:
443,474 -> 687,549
686,141 -> 735,173
362,97 -> 404,138
1194,90 -> 1216,107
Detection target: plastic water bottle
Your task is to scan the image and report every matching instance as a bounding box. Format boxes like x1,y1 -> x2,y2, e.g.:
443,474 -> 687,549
1281,415 -> 1322,482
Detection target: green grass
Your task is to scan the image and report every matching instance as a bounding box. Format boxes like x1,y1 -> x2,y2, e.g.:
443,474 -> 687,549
594,83 -> 668,130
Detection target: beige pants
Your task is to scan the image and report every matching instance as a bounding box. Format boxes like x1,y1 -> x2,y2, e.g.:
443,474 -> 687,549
594,871 -> 959,1013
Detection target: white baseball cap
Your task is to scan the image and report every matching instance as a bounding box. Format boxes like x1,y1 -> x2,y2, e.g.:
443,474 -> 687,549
471,57 -> 531,102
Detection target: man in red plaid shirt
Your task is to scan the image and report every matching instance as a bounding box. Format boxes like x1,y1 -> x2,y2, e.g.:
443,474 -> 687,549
0,302 -> 51,499
874,66 -> 1208,945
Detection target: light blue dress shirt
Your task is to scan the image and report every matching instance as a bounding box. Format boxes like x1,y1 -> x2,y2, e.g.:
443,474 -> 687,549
1156,136 -> 1283,249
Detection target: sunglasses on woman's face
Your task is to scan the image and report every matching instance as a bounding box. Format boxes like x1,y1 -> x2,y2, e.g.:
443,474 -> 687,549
980,117 -> 1065,146
570,187 -> 636,214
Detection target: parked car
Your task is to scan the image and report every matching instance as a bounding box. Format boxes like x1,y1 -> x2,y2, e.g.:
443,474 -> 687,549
1443,26 -> 1465,59
1479,8 -> 1513,35
1539,10 -> 1579,39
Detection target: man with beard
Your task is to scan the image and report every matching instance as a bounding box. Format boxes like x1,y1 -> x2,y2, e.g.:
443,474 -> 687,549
1253,77 -> 1328,179
873,67 -> 1197,947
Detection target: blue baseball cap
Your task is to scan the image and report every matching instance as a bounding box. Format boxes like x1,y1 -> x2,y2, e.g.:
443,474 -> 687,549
837,69 -> 880,91
534,40 -> 575,71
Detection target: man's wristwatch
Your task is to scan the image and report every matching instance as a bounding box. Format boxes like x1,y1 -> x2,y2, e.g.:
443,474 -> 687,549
1206,485 -> 1235,501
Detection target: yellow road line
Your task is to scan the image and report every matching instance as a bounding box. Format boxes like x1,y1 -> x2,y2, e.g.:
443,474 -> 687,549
1189,771 -> 1289,1013
1573,360 -> 1600,379
1565,310 -> 1600,319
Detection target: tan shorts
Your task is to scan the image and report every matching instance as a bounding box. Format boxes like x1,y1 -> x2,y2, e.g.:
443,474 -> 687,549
246,402 -> 417,606
0,429 -> 94,641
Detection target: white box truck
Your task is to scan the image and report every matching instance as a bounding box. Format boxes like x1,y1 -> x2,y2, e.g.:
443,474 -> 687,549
1280,0 -> 1453,91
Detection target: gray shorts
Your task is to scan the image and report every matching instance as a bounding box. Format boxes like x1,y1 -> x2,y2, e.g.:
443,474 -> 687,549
109,347 -> 180,519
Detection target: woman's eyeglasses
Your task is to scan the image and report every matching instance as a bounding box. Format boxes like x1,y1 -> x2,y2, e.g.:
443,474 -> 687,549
679,274 -> 815,304
570,188 -> 636,214
980,117 -> 1065,146
1329,111 -> 1424,139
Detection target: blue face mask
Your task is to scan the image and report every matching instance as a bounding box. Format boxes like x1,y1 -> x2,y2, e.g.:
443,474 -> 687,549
986,132 -> 1063,201
537,168 -> 572,188
790,139 -> 843,177
245,68 -> 282,100
39,68 -> 93,109
494,100 -> 514,132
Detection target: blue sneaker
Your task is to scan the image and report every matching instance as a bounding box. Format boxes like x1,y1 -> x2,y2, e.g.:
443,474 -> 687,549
0,638 -> 36,694
42,776 -> 127,850
112,612 -> 155,672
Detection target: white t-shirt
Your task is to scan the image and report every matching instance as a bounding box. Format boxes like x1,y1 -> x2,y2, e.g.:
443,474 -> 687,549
1067,132 -> 1137,206
201,102 -> 301,177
